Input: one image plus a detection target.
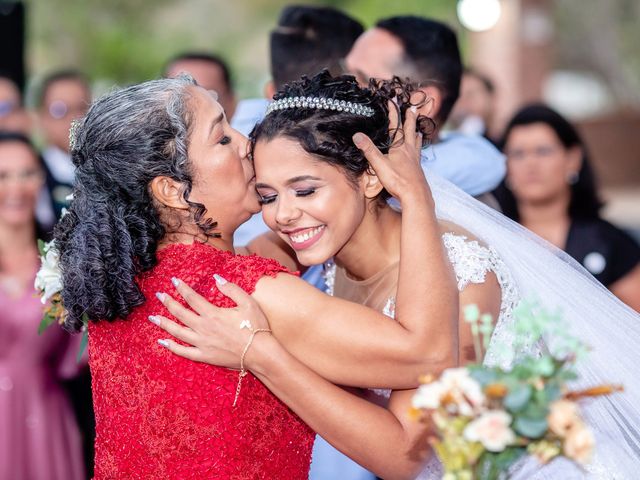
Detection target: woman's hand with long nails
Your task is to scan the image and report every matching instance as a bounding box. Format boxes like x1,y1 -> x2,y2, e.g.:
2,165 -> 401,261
150,274 -> 271,369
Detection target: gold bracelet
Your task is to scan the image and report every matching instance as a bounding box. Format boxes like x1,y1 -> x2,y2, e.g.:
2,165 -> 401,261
232,328 -> 272,407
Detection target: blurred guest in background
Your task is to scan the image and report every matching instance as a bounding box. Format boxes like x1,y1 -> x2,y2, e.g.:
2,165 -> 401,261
36,70 -> 91,224
0,132 -> 85,480
345,16 -> 505,204
449,67 -> 498,144
495,104 -> 640,311
0,74 -> 30,135
266,4 -> 364,99
36,69 -> 95,476
233,5 -> 364,246
164,52 -> 237,120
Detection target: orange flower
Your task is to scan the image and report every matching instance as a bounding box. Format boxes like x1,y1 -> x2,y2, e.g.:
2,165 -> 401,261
484,383 -> 508,398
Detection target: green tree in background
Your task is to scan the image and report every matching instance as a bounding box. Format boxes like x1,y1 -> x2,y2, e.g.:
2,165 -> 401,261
22,0 -> 453,97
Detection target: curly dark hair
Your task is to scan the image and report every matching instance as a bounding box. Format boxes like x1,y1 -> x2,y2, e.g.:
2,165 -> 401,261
250,70 -> 434,205
54,76 -> 216,332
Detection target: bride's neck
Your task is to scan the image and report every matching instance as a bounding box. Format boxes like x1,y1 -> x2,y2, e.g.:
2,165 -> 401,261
334,204 -> 401,281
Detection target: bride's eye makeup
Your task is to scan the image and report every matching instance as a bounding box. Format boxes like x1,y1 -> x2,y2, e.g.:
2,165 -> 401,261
258,194 -> 277,205
295,188 -> 316,197
219,135 -> 231,145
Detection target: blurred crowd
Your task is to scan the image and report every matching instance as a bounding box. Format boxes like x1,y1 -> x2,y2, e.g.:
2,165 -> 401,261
1,3 -> 638,480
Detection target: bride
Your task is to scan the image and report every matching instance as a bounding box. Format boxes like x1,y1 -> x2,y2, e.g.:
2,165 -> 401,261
153,72 -> 640,478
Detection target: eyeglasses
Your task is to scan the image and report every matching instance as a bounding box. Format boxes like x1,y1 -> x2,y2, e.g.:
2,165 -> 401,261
47,100 -> 88,120
0,100 -> 19,118
505,145 -> 562,161
0,168 -> 44,186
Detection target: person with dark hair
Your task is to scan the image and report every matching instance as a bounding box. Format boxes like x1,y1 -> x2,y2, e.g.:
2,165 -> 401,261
55,75 -> 463,478
0,132 -> 85,480
155,71 -> 640,478
37,69 -> 91,225
0,74 -> 30,135
345,16 -> 506,201
449,68 -> 498,143
268,5 -> 364,95
164,52 -> 237,120
495,104 -> 640,311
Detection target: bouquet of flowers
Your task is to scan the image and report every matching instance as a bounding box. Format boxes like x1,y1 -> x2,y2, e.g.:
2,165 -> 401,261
34,239 -> 65,331
34,238 -> 88,358
410,302 -> 622,480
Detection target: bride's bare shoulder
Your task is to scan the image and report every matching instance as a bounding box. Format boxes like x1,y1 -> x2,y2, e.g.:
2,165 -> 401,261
437,220 -> 487,247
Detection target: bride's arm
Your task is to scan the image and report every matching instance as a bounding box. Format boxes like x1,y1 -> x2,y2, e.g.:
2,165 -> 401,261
153,108 -> 458,389
247,334 -> 430,480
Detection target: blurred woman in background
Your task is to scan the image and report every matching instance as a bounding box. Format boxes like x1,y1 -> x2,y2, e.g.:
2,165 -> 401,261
495,104 -> 640,311
0,132 -> 84,480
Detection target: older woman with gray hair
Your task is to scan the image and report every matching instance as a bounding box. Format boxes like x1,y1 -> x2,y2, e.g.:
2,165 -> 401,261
53,73 -> 459,479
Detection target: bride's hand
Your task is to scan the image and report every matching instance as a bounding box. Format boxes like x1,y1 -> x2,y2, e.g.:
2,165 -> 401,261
150,275 -> 272,369
352,101 -> 431,204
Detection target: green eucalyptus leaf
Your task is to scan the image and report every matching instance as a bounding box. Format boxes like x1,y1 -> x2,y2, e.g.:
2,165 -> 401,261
37,238 -> 46,257
469,367 -> 499,386
544,383 -> 562,403
504,384 -> 532,412
513,416 -> 548,439
76,326 -> 89,363
38,313 -> 56,335
475,448 -> 525,480
464,304 -> 480,323
532,356 -> 555,376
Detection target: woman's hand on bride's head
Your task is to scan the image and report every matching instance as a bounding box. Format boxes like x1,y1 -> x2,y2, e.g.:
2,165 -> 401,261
150,275 -> 272,369
352,102 -> 431,204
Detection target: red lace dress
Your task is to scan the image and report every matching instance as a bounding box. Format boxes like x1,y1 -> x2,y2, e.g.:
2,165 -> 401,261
89,242 -> 314,479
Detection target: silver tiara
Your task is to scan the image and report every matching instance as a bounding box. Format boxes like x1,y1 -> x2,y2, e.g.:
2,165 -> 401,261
265,96 -> 375,117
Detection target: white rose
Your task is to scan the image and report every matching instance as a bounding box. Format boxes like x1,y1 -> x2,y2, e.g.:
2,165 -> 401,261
34,243 -> 63,304
464,410 -> 516,452
441,367 -> 486,414
413,381 -> 446,410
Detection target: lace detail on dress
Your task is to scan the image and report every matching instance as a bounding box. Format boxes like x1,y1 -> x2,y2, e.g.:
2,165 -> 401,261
324,232 -> 522,386
441,232 -> 521,369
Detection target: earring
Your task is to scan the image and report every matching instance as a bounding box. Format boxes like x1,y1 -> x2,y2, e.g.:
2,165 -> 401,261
567,172 -> 579,185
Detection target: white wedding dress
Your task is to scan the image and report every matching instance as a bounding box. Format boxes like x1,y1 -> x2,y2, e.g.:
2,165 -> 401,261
326,173 -> 640,479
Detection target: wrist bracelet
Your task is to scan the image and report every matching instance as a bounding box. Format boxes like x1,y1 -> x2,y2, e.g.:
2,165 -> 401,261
233,328 -> 272,407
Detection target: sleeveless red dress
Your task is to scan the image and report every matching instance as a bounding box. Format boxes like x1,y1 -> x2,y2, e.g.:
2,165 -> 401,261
89,242 -> 314,479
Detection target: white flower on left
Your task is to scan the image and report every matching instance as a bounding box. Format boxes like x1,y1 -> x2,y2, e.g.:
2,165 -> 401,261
34,240 -> 63,304
463,410 -> 516,452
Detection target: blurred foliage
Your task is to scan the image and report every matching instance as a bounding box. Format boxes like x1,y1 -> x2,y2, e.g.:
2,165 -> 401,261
18,0 -> 640,106
553,0 -> 640,107
20,0 -> 458,97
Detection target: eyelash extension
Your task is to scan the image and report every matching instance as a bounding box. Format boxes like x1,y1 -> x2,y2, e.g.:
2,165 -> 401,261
258,195 -> 276,205
296,189 -> 316,197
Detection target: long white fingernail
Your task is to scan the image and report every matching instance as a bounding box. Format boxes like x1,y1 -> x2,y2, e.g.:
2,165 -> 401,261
410,106 -> 418,113
156,292 -> 166,303
148,315 -> 160,325
171,277 -> 180,288
158,339 -> 169,348
213,274 -> 227,285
